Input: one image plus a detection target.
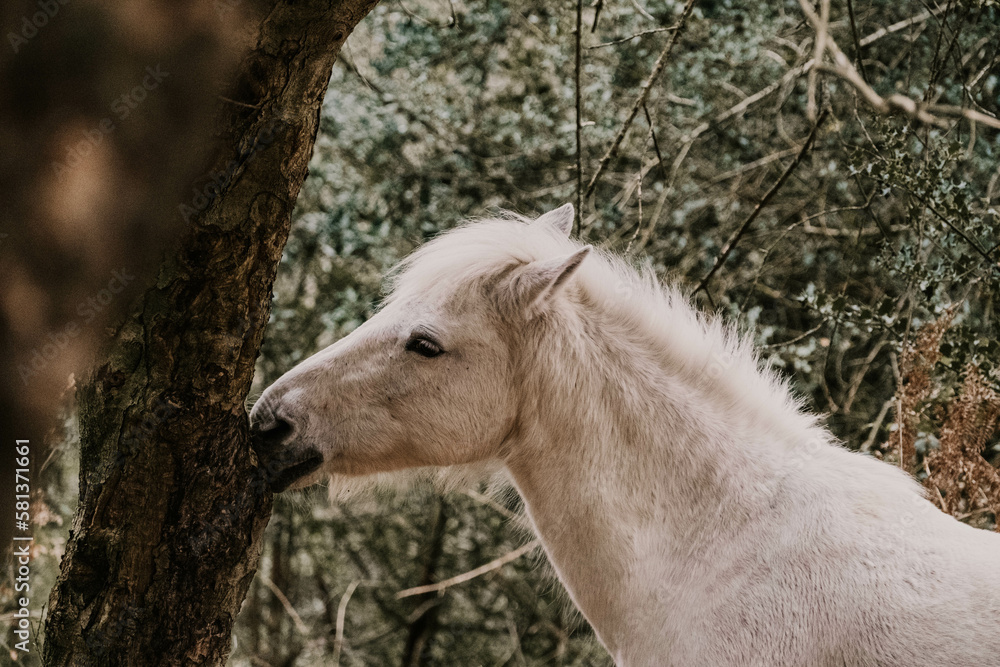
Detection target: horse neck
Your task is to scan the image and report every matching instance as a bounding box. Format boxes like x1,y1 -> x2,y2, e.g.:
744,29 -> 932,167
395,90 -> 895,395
503,301 -> 808,655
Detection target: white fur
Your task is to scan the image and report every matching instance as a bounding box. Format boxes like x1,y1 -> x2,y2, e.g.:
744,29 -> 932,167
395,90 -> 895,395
252,208 -> 1000,666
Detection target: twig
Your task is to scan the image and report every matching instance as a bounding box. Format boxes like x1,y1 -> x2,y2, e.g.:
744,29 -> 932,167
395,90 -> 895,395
657,72 -> 799,218
925,459 -> 949,513
642,103 -> 668,181
588,25 -> 679,49
851,166 -> 895,248
626,170 -> 643,253
464,489 -> 521,521
629,0 -> 655,22
583,0 -> 698,204
397,0 -> 455,27
575,0 -> 584,233
694,111 -> 828,295
396,541 -> 540,598
800,222 -> 894,237
862,397 -> 896,452
762,324 -> 824,350
896,395 -> 905,470
505,613 -> 528,667
807,0 -> 830,122
922,102 -> 1000,129
259,573 -> 309,635
633,176 -> 671,253
842,331 -> 891,413
859,7 -> 946,48
665,92 -> 697,106
590,0 -> 604,32
332,580 -> 361,667
966,47 -> 999,92
845,0 -> 867,83
797,0 -> 1000,131
710,147 -> 799,184
601,151 -> 660,220
681,60 -> 815,149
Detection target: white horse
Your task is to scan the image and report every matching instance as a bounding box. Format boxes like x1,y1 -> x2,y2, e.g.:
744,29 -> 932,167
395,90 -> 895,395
250,205 -> 1000,666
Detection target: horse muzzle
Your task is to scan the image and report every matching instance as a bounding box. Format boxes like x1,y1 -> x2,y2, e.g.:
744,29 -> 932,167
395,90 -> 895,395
250,414 -> 324,493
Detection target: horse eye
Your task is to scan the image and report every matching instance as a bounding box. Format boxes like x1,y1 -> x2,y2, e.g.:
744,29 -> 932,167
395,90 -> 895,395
405,336 -> 443,358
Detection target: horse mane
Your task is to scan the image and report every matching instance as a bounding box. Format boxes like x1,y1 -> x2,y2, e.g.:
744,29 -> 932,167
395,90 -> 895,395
387,213 -> 825,449
322,213 -> 834,502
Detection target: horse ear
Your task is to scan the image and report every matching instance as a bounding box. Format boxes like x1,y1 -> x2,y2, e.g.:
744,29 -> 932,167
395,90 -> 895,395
534,203 -> 575,237
514,246 -> 591,315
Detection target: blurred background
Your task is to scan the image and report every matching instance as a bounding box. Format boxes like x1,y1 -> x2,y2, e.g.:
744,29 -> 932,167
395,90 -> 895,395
4,0 -> 999,663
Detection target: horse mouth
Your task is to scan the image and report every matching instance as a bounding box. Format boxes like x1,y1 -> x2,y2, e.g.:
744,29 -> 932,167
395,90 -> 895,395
267,452 -> 324,493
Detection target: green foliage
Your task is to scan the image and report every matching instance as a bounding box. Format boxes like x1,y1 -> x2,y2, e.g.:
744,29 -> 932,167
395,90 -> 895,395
234,0 -> 999,663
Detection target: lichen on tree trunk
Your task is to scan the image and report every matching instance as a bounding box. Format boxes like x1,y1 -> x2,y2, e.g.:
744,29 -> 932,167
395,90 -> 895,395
44,1 -> 379,664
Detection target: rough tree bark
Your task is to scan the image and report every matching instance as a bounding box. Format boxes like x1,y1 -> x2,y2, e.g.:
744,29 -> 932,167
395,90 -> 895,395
43,0 -> 379,664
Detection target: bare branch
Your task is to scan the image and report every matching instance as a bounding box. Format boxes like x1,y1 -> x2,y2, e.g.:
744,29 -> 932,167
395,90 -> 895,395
710,147 -> 799,184
629,0 -> 656,22
859,7 -> 947,48
684,60 -> 815,146
590,0 -> 604,32
797,0 -> 1000,131
665,92 -> 698,106
762,324 -> 825,350
396,541 -> 540,599
807,0 -> 830,122
332,580 -> 362,667
583,0 -> 698,205
862,397 -> 896,452
694,111 -> 828,296
845,0 -> 867,83
575,0 -> 584,234
643,103 -> 668,181
397,0 -> 456,28
626,170 -> 644,253
464,489 -> 522,521
259,573 -> 310,636
588,25 -> 680,50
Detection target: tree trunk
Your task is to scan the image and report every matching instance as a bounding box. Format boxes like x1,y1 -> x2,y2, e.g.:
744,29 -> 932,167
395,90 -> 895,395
43,0 -> 379,664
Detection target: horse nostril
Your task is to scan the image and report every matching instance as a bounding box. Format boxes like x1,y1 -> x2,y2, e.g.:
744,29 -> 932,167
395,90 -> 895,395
259,418 -> 294,450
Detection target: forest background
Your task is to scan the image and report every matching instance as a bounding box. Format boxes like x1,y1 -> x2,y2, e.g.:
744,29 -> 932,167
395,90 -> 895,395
4,0 -> 999,664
